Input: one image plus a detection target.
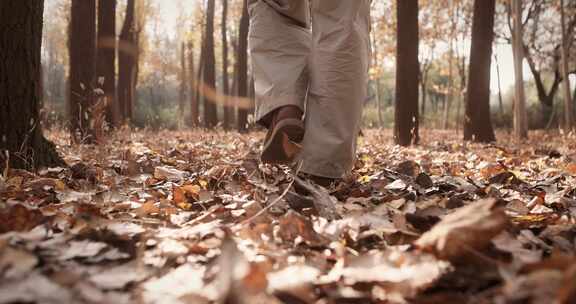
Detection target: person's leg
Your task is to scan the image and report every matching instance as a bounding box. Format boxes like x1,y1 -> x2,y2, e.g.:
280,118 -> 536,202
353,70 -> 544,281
249,0 -> 310,127
299,0 -> 371,179
249,0 -> 311,164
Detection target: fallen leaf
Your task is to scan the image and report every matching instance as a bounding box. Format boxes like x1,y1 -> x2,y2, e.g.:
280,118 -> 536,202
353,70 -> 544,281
104,222 -> 145,238
0,204 -> 45,233
277,211 -> 328,247
294,177 -> 339,220
267,264 -> 320,303
58,240 -> 108,261
0,273 -> 73,304
154,166 -> 186,181
0,246 -> 38,279
321,250 -> 449,299
89,262 -> 148,290
135,200 -> 160,218
564,163 -> 576,175
395,160 -> 421,177
142,264 -> 213,303
386,179 -> 408,191
415,199 -> 508,261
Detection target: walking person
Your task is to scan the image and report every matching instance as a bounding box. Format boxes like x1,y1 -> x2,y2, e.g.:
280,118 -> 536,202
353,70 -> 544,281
249,0 -> 371,185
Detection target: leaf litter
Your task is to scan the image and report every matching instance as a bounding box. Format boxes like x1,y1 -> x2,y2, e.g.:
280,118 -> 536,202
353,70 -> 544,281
0,129 -> 575,303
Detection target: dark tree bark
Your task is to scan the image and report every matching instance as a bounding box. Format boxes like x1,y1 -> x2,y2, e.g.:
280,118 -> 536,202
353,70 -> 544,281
236,0 -> 250,132
559,0 -> 574,130
420,62 -> 431,117
69,0 -> 97,143
202,0 -> 218,128
494,53 -> 505,119
511,2 -> 576,126
222,0 -> 232,130
195,44 -> 205,127
179,42 -> 188,129
0,0 -> 65,170
394,0 -> 420,146
573,79 -> 576,106
525,47 -> 562,110
118,0 -> 136,124
464,0 -> 496,142
190,40 -> 201,127
456,55 -> 467,130
97,0 -> 118,127
511,0 -> 527,138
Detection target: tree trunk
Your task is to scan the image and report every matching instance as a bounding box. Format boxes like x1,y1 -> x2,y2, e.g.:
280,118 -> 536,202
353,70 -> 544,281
525,46 -> 561,111
221,0 -> 232,130
420,72 -> 427,118
97,0 -> 118,128
511,0 -> 528,139
376,79 -> 383,128
202,0 -> 218,128
118,0 -> 136,125
196,47 -> 205,127
371,26 -> 384,128
179,42 -> 188,129
0,0 -> 65,170
443,48 -> 454,130
443,2 -> 458,130
463,0 -> 496,143
237,0 -> 250,132
494,53 -> 505,120
394,0 -> 420,146
69,0 -> 97,143
129,26 -> 140,122
573,80 -> 576,107
456,55 -> 467,131
190,41 -> 201,127
560,0 -> 574,130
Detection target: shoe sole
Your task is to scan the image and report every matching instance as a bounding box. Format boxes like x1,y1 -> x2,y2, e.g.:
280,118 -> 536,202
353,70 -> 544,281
261,118 -> 305,165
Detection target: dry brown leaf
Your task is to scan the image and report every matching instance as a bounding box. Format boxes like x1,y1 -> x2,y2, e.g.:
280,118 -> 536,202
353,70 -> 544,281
415,199 -> 508,261
135,200 -> 160,218
142,264 -> 212,303
154,166 -> 186,181
0,272 -> 73,303
294,177 -> 339,220
58,240 -> 108,261
173,184 -> 201,203
0,204 -> 45,233
89,262 -> 148,290
268,265 -> 320,303
0,246 -> 38,279
23,178 -> 66,192
277,211 -> 328,247
564,163 -> 576,176
320,250 -> 450,300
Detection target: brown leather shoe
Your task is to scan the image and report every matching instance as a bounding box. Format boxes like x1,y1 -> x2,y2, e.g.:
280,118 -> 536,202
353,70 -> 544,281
261,106 -> 304,165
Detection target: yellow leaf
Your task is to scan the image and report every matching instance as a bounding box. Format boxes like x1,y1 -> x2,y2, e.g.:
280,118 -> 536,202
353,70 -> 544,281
565,163 -> 576,175
358,175 -> 371,184
54,180 -> 66,191
198,180 -> 208,189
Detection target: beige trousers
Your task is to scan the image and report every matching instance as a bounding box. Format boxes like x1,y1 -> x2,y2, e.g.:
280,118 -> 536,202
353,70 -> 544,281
249,0 -> 371,178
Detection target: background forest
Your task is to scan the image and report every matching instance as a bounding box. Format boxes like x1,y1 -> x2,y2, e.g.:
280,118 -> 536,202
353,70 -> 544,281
1,0 -> 576,303
40,0 -> 576,135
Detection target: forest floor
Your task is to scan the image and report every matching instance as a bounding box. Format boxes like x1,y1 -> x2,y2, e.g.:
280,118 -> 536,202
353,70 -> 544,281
1,129 -> 575,304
